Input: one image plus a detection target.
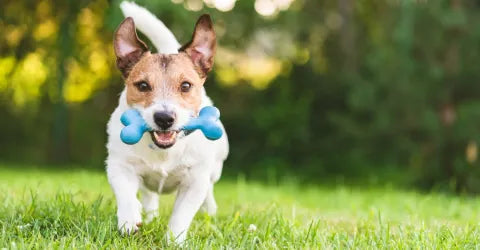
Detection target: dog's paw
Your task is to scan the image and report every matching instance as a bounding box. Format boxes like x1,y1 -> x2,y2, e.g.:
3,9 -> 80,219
118,220 -> 142,235
200,197 -> 217,216
200,203 -> 217,216
144,210 -> 159,224
165,230 -> 187,245
206,203 -> 217,216
117,200 -> 143,235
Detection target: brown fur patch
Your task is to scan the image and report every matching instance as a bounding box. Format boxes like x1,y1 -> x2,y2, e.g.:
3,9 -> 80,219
114,17 -> 148,78
180,15 -> 216,78
125,53 -> 205,112
115,15 -> 216,113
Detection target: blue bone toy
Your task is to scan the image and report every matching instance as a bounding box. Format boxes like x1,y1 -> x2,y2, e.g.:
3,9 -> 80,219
120,106 -> 223,145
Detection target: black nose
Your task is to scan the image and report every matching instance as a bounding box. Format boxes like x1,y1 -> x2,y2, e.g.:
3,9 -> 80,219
153,111 -> 175,130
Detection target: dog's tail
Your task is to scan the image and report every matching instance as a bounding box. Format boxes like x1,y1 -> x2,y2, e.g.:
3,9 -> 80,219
120,1 -> 181,54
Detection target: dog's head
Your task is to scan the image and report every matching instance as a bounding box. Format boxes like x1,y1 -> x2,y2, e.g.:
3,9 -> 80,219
113,15 -> 216,149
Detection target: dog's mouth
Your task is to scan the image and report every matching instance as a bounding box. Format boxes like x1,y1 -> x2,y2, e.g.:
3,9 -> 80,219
149,130 -> 178,149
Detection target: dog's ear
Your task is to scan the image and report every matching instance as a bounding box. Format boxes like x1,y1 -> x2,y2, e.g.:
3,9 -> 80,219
114,17 -> 148,78
180,14 -> 216,78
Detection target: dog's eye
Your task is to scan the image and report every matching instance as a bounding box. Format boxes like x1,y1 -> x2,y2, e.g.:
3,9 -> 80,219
134,81 -> 152,92
180,81 -> 192,92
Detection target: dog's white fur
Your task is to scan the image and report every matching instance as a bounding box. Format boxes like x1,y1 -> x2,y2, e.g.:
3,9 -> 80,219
106,2 -> 229,243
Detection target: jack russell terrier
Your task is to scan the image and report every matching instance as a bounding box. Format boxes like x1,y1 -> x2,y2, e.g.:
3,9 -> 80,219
106,2 -> 229,243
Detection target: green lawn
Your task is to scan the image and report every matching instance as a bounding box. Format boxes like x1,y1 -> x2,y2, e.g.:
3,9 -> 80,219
0,166 -> 479,249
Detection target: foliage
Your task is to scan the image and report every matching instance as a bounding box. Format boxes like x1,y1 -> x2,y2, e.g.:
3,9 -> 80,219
1,0 -> 480,192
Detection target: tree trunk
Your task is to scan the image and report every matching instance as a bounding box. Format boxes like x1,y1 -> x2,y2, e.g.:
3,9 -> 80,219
49,3 -> 76,163
338,0 -> 356,72
441,0 -> 462,191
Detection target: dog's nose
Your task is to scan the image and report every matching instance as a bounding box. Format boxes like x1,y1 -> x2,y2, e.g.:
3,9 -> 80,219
153,111 -> 175,130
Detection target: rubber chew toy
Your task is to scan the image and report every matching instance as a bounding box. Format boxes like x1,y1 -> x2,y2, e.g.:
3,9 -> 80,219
120,109 -> 150,145
182,106 -> 223,140
120,106 -> 223,145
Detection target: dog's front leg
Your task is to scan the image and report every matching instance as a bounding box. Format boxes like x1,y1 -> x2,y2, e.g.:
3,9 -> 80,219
167,173 -> 209,243
107,163 -> 142,235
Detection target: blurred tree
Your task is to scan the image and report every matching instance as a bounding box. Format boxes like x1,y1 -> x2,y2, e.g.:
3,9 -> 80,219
51,1 -> 77,162
1,0 -> 480,192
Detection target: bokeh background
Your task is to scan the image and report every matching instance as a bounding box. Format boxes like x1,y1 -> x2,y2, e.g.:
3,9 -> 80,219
1,0 -> 480,192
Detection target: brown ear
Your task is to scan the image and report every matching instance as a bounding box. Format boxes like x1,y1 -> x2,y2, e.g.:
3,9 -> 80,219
114,17 -> 148,78
180,14 -> 216,78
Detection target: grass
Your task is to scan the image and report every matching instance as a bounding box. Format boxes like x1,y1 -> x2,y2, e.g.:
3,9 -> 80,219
0,165 -> 480,249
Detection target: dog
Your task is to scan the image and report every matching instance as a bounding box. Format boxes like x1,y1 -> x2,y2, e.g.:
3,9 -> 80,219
105,2 -> 229,243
